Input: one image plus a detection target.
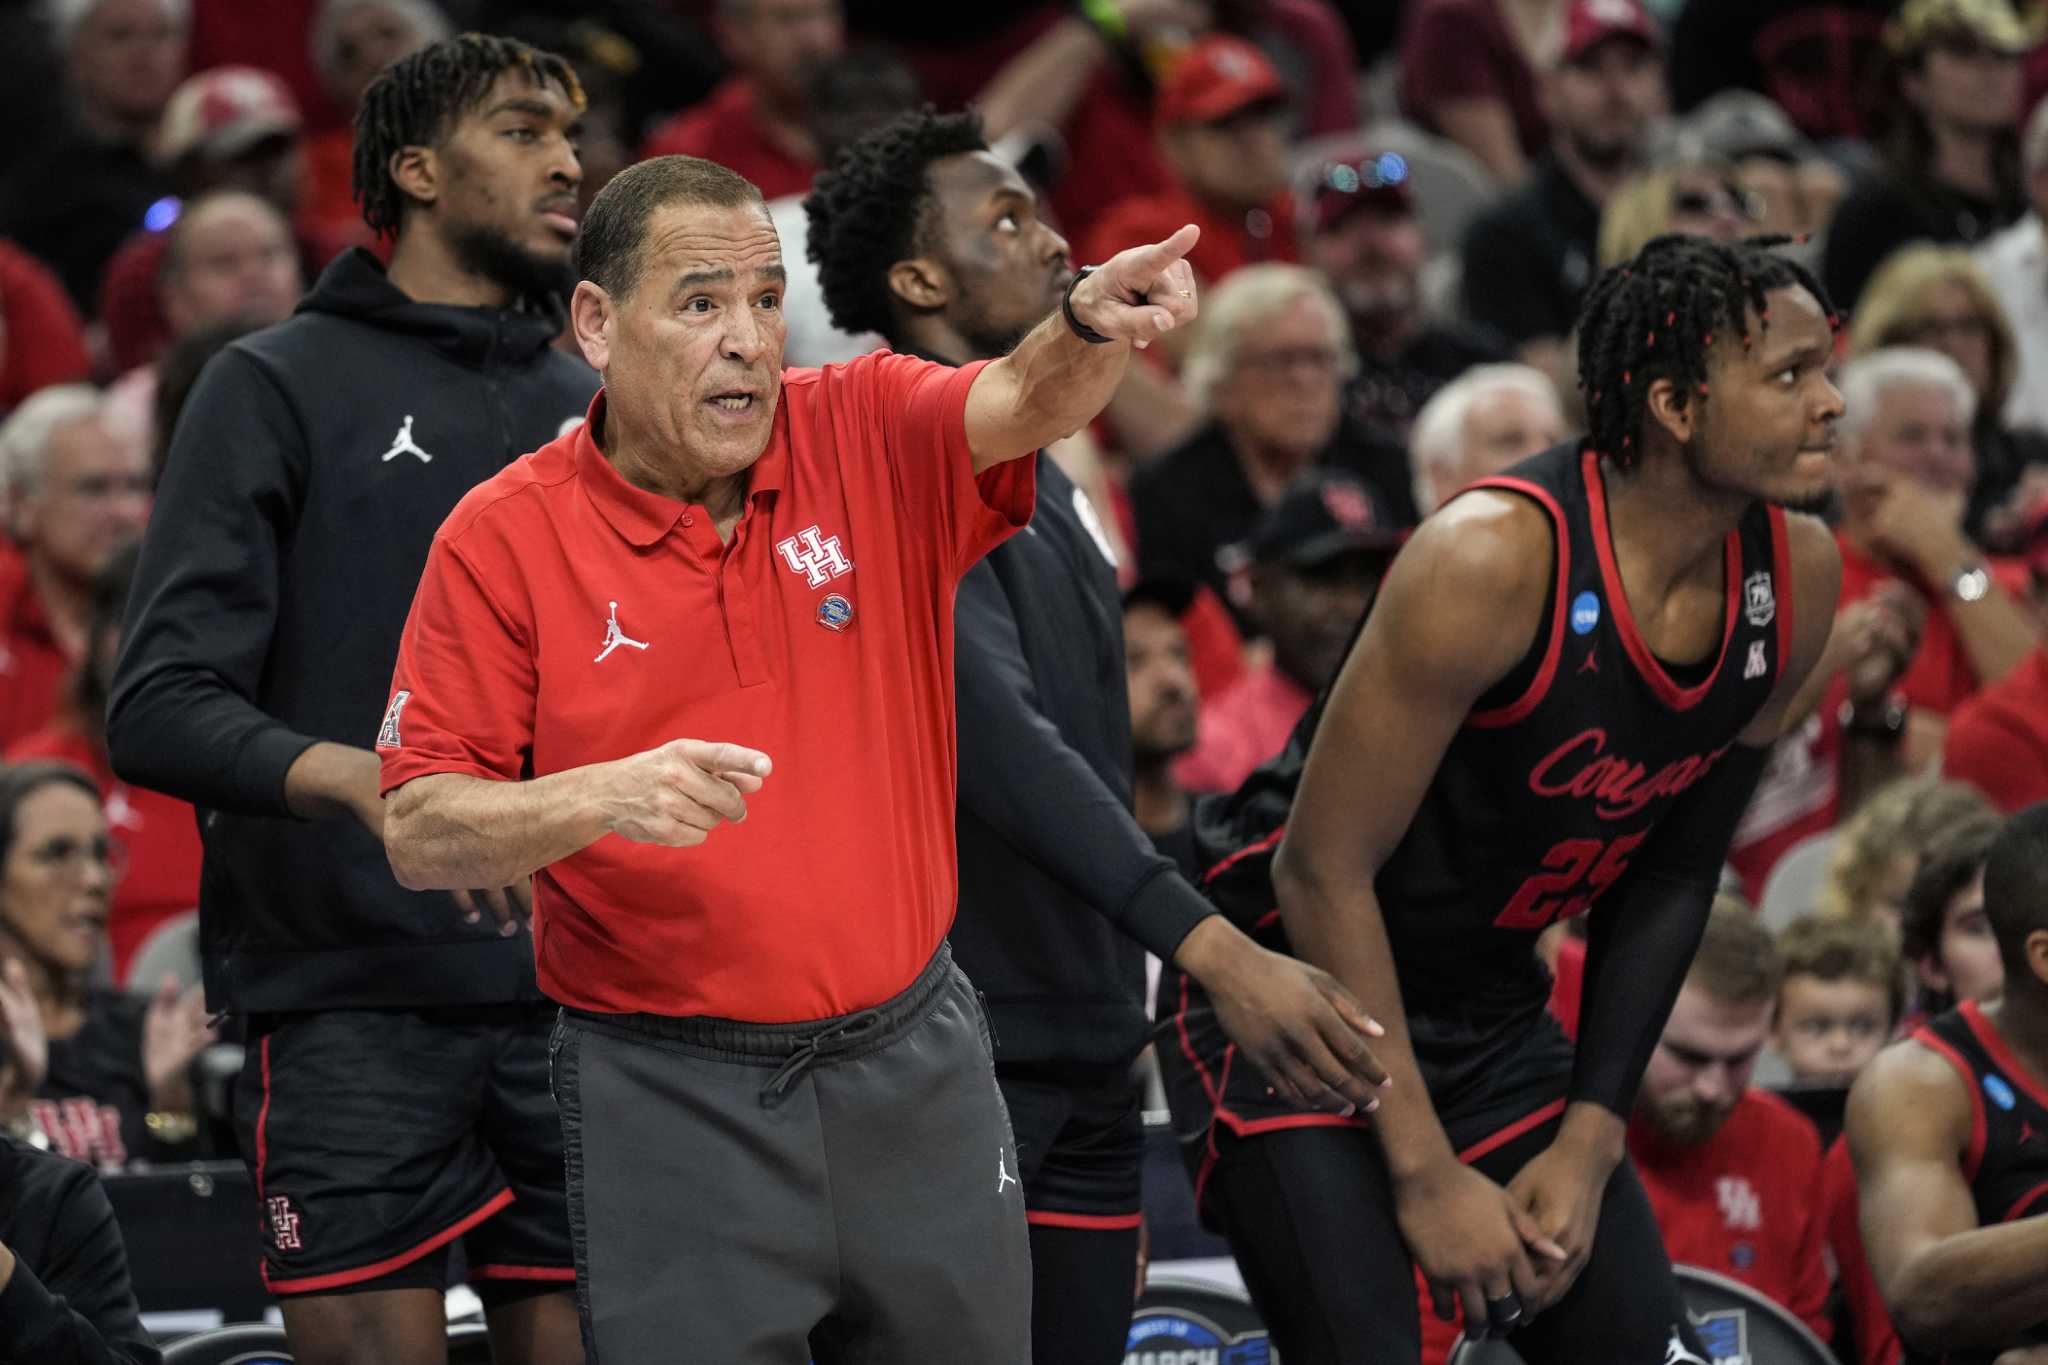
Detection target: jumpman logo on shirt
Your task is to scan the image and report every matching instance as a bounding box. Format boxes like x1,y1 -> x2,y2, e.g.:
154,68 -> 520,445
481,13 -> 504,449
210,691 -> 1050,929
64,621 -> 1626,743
996,1149 -> 1019,1195
379,415 -> 433,463
594,601 -> 650,662
1663,1328 -> 1709,1365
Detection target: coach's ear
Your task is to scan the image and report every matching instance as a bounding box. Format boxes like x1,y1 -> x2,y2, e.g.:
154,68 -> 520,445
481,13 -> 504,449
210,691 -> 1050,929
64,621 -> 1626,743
1644,375 -> 1696,448
572,280 -> 613,374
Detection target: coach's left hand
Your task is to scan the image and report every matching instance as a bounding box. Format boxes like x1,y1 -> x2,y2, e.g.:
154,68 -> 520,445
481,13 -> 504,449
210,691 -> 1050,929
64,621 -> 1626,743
1178,917 -> 1390,1114
1067,224 -> 1201,351
1505,1122 -> 1620,1312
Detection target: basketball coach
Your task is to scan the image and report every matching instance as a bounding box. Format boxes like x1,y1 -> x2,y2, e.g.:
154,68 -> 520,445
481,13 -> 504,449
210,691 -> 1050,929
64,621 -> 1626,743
373,154 -> 1225,1362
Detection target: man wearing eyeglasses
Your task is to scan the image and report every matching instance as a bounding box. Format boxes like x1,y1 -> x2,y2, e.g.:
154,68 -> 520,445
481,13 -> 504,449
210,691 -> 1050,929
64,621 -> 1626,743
0,386 -> 150,750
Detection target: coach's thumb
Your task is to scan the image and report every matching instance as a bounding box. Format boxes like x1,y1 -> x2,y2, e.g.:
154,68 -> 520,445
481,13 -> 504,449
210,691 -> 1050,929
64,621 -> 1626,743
683,740 -> 772,778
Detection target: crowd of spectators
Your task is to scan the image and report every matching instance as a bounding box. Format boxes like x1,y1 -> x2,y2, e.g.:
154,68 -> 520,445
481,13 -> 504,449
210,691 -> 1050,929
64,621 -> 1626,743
3,0 -> 2048,1360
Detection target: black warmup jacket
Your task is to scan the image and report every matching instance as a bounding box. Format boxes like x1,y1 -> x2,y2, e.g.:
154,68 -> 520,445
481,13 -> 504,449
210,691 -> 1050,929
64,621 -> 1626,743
951,454 -> 1217,1068
107,249 -> 598,1015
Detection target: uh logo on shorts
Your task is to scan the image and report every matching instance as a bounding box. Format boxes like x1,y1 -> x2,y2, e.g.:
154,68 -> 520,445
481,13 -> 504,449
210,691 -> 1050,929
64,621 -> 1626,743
267,1194 -> 304,1252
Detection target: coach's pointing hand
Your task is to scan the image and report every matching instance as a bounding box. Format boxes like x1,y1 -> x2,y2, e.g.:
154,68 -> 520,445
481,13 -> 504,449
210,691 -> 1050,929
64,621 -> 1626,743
600,739 -> 773,847
1176,917 -> 1389,1114
1066,224 -> 1201,350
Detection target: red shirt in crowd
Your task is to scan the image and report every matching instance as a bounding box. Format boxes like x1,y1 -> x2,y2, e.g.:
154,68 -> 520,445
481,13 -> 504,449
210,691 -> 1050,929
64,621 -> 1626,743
0,241 -> 92,413
1726,537 -> 2027,896
1397,0 -> 1550,162
6,723 -> 202,983
0,545 -> 76,751
1627,1090 -> 1835,1343
1174,661 -> 1311,794
639,77 -> 817,202
1082,184 -> 1300,288
1944,647 -> 2048,813
380,353 -> 1033,1022
1824,1133 -> 1902,1365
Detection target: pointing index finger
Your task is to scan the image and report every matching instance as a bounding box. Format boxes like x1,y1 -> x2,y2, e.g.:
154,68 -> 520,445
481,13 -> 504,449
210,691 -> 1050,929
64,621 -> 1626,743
1118,223 -> 1201,280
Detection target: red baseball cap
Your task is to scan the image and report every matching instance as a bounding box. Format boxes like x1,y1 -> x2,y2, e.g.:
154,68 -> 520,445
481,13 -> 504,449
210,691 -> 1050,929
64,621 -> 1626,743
155,66 -> 302,167
1560,0 -> 1662,65
1156,34 -> 1289,126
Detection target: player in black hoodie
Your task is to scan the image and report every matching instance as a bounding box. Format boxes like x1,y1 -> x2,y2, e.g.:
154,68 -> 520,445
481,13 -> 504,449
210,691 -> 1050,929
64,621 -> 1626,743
806,109 -> 1390,1365
107,35 -> 594,1365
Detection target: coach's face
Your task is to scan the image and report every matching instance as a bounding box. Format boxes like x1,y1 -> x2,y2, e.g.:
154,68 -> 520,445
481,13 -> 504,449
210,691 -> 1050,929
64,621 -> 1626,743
580,202 -> 788,480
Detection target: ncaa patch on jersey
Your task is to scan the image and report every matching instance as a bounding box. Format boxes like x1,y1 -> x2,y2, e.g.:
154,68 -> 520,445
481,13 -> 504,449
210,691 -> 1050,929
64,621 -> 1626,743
1571,591 -> 1601,635
1986,1073 -> 2018,1110
817,594 -> 854,632
376,690 -> 411,749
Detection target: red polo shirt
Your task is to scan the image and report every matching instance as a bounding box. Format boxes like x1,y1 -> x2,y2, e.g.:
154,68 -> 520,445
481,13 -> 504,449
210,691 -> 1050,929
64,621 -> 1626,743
1944,647 -> 2048,813
380,351 -> 1033,1022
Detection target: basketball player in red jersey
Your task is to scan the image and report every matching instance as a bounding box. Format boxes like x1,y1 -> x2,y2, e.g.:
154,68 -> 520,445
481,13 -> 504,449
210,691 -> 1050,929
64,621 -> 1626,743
1162,234 -> 1845,1364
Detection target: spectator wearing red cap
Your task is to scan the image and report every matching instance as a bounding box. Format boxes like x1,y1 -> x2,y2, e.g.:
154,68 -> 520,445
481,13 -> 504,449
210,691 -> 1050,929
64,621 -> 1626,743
0,244 -> 92,419
1176,469 -> 1401,795
1306,147 -> 1513,446
0,0 -> 186,311
98,66 -> 347,377
1080,33 -> 1302,288
1458,0 -> 1666,381
1945,497 -> 2048,811
639,0 -> 844,202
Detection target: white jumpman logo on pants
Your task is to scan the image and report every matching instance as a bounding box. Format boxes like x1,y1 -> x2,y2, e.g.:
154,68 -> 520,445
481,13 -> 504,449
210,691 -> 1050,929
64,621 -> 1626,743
380,415 -> 433,463
595,601 -> 650,662
997,1150 -> 1019,1194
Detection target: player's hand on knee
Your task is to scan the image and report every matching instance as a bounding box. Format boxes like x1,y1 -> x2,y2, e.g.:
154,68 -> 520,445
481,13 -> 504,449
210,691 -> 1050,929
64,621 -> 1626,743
599,739 -> 773,846
1192,933 -> 1389,1114
1503,1145 -> 1596,1310
1393,1161 -> 1545,1332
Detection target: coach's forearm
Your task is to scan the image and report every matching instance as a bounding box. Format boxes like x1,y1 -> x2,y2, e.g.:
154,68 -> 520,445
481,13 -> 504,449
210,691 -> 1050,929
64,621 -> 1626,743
384,768 -> 613,892
970,310 -> 1130,470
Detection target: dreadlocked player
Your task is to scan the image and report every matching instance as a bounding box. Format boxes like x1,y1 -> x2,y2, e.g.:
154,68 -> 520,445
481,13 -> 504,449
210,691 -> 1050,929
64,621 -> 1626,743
109,33 -> 592,1365
1159,234 -> 1845,1365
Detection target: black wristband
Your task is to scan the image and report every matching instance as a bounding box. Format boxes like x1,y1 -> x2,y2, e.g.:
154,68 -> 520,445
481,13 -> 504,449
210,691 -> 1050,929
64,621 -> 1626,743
1062,265 -> 1115,345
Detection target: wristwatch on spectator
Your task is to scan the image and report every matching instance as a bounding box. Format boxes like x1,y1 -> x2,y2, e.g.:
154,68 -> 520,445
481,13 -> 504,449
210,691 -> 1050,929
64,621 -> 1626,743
1840,692 -> 1908,743
1949,562 -> 1991,603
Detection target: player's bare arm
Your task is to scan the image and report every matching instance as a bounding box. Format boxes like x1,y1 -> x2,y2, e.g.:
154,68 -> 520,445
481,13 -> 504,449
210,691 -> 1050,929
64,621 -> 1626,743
1273,487 -> 1565,1327
1849,1038 -> 2048,1353
962,224 -> 1200,472
383,739 -> 772,894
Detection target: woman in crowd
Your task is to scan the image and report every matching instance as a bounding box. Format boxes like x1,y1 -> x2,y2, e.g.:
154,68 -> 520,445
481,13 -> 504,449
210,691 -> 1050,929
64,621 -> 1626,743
0,762 -> 212,1168
1848,244 -> 2048,544
7,546 -> 202,984
1596,145 -> 1757,266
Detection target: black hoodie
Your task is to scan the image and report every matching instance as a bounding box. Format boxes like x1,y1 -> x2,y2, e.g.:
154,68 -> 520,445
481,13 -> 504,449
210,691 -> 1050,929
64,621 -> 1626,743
108,249 -> 598,1015
951,455 -> 1217,1067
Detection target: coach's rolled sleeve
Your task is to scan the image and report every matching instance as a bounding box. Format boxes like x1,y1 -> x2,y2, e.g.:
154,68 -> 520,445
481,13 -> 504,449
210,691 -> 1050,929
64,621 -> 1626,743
378,534 -> 537,794
867,352 -> 1035,578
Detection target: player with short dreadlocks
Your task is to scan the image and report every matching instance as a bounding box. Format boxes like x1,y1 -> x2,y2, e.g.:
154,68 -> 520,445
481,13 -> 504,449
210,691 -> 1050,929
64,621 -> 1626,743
1157,232 -> 1847,1365
109,32 -> 594,1365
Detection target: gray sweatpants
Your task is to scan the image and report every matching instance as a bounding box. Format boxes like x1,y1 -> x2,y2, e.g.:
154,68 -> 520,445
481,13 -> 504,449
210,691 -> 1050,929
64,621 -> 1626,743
550,944 -> 1032,1363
